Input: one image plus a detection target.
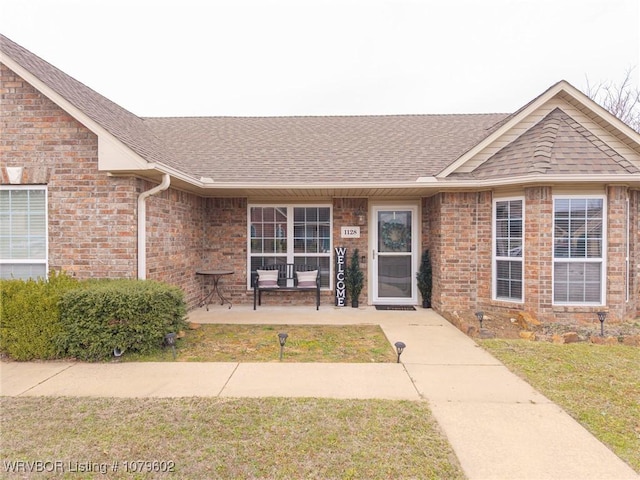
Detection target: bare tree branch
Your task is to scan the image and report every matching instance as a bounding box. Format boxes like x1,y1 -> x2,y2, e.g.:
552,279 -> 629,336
586,67 -> 640,133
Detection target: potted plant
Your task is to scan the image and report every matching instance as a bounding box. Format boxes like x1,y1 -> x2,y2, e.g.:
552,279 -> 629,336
416,249 -> 432,308
345,248 -> 364,308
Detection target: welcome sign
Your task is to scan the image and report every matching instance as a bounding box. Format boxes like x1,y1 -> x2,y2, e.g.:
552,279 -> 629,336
335,246 -> 347,307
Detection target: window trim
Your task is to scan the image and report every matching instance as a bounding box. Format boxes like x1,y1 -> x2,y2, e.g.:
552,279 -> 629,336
0,185 -> 49,280
492,196 -> 524,303
552,194 -> 606,306
247,203 -> 333,290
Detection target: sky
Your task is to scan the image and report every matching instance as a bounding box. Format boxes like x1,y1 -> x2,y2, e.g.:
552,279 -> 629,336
1,0 -> 639,117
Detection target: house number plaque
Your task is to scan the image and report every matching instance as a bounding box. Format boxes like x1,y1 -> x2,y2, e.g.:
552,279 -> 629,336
340,226 -> 360,238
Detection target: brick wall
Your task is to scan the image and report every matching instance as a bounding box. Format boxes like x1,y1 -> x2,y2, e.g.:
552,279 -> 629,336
424,195 -> 442,310
1,64 -> 138,279
427,187 -> 639,324
199,197 -> 370,308
146,185 -> 206,306
604,186 -> 628,322
522,186 -> 554,321
426,191 -> 491,313
200,197 -> 248,305
631,189 -> 640,318
333,198 -> 368,306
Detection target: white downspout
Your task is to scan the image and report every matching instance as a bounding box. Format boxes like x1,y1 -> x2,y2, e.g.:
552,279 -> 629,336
137,174 -> 171,279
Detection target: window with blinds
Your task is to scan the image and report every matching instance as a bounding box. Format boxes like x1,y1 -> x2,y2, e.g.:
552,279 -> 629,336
0,187 -> 47,280
553,197 -> 604,304
493,198 -> 524,301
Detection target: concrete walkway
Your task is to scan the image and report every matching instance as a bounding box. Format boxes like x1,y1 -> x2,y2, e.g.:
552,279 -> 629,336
1,306 -> 637,480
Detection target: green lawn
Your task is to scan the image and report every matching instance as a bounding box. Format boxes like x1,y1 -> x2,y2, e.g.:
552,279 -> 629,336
0,397 -> 464,480
481,339 -> 640,473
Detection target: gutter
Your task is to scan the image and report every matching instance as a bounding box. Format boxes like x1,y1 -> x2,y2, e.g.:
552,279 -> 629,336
137,174 -> 171,280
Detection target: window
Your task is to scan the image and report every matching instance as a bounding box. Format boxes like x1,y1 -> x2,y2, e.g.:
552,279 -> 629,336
248,205 -> 331,288
493,198 -> 523,301
0,187 -> 48,280
553,197 -> 604,304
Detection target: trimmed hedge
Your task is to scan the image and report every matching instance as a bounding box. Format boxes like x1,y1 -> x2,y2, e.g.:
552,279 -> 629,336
0,271 -> 80,360
56,279 -> 187,361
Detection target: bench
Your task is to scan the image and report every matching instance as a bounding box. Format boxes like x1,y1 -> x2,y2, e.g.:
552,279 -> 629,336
253,264 -> 320,310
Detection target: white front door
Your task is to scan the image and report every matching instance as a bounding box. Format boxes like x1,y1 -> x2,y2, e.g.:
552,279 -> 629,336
372,205 -> 418,304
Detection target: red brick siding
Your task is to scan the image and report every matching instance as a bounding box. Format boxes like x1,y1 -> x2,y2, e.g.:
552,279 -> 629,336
424,195 -> 443,310
604,186 -> 627,322
426,191 -> 491,313
428,187 -> 639,324
145,185 -> 206,306
631,189 -> 640,318
333,198 -> 368,306
522,186 -> 554,321
204,198 -> 369,307
1,64 -> 138,278
200,197 -> 248,305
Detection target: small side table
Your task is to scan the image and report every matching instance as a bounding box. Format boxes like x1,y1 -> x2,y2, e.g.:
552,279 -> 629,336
196,270 -> 234,310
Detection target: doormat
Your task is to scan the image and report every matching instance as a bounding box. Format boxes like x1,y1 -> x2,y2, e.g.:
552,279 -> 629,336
375,305 -> 416,311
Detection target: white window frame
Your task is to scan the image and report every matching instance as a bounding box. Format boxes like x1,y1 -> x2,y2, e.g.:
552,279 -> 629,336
247,204 -> 333,290
552,194 -> 606,306
0,185 -> 49,280
492,196 -> 524,302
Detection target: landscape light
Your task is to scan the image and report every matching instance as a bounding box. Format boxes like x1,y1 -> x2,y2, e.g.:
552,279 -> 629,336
278,332 -> 288,361
394,341 -> 406,363
165,332 -> 177,360
597,311 -> 607,337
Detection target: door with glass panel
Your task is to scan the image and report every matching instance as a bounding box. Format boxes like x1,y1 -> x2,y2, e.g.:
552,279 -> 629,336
372,206 -> 418,304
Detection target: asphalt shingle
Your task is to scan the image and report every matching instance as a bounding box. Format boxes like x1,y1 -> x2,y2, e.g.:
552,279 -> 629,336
457,108 -> 640,179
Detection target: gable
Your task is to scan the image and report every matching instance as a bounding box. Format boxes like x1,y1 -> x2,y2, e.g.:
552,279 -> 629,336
440,81 -> 640,180
452,108 -> 640,179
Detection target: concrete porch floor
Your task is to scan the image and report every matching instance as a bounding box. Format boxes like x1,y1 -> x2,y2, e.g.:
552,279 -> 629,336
186,303 -> 434,325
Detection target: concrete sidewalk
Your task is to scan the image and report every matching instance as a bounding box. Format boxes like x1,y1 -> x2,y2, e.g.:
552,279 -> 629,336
1,306 -> 637,480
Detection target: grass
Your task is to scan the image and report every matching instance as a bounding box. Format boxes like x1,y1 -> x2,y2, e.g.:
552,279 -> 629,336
0,397 -> 464,480
125,324 -> 398,363
480,339 -> 640,473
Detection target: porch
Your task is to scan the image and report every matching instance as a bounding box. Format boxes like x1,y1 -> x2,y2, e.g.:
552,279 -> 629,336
186,304 -> 435,327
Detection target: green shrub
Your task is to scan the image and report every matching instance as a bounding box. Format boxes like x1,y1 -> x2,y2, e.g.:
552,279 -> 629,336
0,271 -> 80,360
56,279 -> 187,361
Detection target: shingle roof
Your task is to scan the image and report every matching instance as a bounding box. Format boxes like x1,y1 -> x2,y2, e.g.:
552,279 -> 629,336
3,34 -> 638,188
143,115 -> 507,182
453,108 -> 640,179
1,34 -> 510,184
